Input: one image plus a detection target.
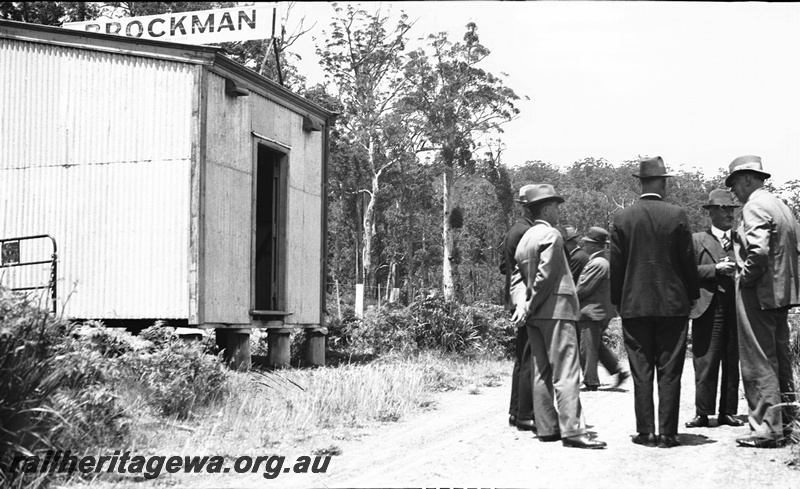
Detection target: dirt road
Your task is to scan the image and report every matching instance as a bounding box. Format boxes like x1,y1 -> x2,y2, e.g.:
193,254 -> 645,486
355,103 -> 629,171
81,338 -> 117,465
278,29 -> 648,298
180,359 -> 799,488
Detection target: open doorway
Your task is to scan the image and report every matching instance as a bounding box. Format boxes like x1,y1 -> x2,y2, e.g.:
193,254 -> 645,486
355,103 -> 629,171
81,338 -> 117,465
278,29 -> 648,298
254,144 -> 284,312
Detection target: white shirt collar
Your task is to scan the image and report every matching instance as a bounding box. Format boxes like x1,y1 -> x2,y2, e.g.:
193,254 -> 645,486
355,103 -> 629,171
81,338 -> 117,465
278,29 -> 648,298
533,219 -> 551,227
640,193 -> 662,199
711,225 -> 730,241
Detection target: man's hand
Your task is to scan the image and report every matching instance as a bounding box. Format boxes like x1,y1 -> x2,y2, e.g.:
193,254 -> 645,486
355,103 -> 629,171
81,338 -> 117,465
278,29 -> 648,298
716,259 -> 735,277
511,306 -> 527,327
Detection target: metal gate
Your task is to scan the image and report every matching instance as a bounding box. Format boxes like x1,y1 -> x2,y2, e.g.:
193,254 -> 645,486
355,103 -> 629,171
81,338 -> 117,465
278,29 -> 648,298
0,234 -> 58,314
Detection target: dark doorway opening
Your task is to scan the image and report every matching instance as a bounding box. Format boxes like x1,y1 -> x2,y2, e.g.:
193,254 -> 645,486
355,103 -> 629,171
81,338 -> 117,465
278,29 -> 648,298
254,145 -> 283,311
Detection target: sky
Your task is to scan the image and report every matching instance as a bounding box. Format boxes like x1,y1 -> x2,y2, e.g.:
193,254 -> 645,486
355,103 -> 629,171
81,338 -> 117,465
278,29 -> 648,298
287,1 -> 800,186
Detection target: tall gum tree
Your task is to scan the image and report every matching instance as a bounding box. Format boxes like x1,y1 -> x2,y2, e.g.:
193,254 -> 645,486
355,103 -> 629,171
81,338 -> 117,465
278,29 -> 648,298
402,23 -> 520,301
316,4 -> 413,307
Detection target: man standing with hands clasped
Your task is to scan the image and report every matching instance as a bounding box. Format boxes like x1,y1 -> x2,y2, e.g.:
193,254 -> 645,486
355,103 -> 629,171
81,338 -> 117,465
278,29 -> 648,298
512,184 -> 607,449
686,189 -> 743,429
725,155 -> 800,448
610,156 -> 700,449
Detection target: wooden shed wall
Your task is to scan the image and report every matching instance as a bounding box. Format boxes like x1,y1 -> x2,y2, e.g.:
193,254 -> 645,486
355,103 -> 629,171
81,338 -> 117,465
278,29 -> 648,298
0,38 -> 197,319
250,91 -> 323,327
201,72 -> 253,325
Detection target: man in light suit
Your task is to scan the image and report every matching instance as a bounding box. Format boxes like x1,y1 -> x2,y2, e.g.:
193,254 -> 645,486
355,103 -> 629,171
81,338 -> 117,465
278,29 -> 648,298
500,184 -> 536,432
512,184 -> 606,449
726,155 -> 800,448
610,156 -> 700,449
576,226 -> 629,391
686,189 -> 744,429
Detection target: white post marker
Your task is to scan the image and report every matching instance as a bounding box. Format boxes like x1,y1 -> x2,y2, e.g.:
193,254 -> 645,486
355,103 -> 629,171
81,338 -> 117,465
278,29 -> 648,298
63,4 -> 278,45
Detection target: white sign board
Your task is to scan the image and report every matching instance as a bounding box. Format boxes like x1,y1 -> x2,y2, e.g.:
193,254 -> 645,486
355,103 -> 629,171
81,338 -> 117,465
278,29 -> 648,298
62,4 -> 276,45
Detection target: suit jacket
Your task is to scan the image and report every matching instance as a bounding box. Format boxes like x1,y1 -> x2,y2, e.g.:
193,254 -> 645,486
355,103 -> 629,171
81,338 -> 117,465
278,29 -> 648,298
513,220 -> 580,321
576,249 -> 613,322
610,196 -> 700,318
501,217 -> 534,311
735,187 -> 800,310
690,228 -> 735,319
569,247 -> 590,284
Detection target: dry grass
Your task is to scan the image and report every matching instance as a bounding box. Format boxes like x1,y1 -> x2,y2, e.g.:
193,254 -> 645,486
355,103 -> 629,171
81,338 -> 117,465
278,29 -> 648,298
80,352 -> 511,482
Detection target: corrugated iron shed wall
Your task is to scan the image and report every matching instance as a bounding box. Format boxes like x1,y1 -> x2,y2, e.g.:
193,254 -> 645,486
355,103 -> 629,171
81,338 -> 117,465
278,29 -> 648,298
0,37 -> 196,319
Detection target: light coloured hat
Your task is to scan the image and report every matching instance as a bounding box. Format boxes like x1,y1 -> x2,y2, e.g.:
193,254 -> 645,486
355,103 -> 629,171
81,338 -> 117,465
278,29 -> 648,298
582,226 -> 609,244
632,156 -> 673,179
702,189 -> 739,209
519,184 -> 565,206
725,155 -> 771,187
515,184 -> 538,204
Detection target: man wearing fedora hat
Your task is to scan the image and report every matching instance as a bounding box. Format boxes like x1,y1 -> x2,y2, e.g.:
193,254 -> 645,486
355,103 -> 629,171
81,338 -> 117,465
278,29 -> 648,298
576,226 -> 630,391
512,184 -> 607,449
725,155 -> 800,448
563,225 -> 590,284
610,156 -> 700,449
685,189 -> 744,430
500,184 -> 537,432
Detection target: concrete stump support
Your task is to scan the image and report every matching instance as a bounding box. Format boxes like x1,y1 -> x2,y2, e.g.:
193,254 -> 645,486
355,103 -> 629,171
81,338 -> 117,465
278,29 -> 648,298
267,328 -> 292,368
305,327 -> 327,367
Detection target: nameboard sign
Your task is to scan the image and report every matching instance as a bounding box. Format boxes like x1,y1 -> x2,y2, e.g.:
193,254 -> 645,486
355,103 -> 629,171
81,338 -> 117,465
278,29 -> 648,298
62,4 -> 276,45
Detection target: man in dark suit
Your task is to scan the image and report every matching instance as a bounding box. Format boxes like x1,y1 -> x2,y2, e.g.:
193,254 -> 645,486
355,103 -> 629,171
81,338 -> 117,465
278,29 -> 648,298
500,184 -> 536,432
564,225 -> 590,284
512,184 -> 606,449
726,155 -> 800,448
610,156 -> 700,449
576,226 -> 630,390
686,189 -> 743,429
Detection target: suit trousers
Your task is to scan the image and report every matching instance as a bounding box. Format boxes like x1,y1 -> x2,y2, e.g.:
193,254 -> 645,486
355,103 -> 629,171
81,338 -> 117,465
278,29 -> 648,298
622,316 -> 688,435
527,318 -> 587,438
736,284 -> 796,438
578,319 -> 622,387
509,325 -> 534,421
691,291 -> 739,416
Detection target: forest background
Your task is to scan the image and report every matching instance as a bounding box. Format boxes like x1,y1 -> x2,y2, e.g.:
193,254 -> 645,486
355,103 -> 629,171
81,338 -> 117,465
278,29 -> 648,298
4,1 -> 800,311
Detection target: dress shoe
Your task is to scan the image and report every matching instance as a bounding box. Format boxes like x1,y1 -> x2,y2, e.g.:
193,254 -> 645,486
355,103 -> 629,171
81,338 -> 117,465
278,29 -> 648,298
583,384 -> 599,391
657,434 -> 680,448
516,419 -> 537,432
508,415 -> 517,427
717,414 -> 744,427
612,370 -> 630,388
736,435 -> 780,448
632,433 -> 657,447
685,415 -> 709,428
562,434 -> 607,449
538,433 -> 561,442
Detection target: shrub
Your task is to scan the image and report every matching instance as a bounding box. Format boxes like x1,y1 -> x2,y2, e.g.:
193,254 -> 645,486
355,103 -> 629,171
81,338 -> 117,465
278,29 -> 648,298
122,339 -> 229,419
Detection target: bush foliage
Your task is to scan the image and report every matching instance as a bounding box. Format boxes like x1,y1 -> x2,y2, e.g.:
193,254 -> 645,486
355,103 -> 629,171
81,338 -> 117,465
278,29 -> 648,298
326,293 -> 514,357
0,288 -> 229,487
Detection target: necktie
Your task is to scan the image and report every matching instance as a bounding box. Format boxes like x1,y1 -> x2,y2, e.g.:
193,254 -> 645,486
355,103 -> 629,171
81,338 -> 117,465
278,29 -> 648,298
721,233 -> 731,252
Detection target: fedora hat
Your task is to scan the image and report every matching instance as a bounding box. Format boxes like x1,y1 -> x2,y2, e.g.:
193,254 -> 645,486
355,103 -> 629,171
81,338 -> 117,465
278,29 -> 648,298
632,156 -> 673,179
702,189 -> 739,209
515,184 -> 538,204
582,226 -> 609,244
519,184 -> 565,206
724,155 -> 771,187
563,225 -> 580,241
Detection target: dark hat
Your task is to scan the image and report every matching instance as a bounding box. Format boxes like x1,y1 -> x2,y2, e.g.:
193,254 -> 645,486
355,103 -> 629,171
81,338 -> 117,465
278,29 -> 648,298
702,189 -> 739,209
515,184 -> 538,204
632,156 -> 673,179
519,184 -> 565,206
563,225 -> 580,241
724,155 -> 771,187
582,226 -> 609,244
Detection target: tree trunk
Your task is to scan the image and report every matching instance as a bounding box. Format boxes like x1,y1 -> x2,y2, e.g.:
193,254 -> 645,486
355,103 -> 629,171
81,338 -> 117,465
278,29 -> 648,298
362,172 -> 379,300
442,166 -> 455,301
